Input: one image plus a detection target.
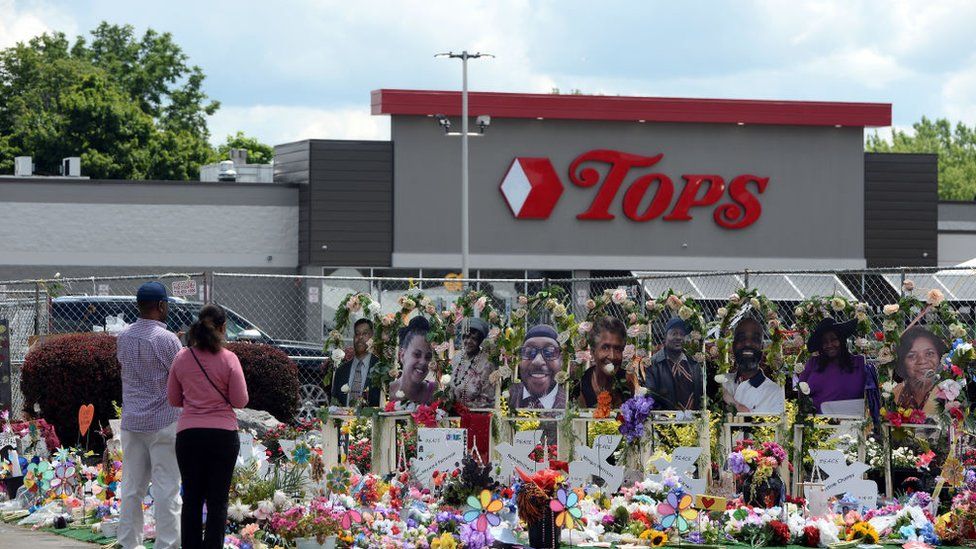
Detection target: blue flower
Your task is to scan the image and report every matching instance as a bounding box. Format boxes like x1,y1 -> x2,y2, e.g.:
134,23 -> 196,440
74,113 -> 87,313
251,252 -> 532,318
920,523 -> 939,545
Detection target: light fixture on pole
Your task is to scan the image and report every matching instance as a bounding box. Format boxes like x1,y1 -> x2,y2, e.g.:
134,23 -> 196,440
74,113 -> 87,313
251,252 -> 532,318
435,50 -> 493,282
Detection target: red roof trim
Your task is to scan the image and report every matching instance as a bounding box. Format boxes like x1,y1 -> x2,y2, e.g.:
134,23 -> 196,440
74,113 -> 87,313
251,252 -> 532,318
371,89 -> 891,127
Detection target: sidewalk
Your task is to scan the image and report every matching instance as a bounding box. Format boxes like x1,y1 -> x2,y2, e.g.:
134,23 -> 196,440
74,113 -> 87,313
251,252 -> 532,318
0,522 -> 94,548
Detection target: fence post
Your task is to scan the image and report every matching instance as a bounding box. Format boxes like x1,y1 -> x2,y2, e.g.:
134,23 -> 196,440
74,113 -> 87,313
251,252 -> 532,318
205,271 -> 214,303
743,269 -> 750,290
33,281 -> 40,336
899,269 -> 906,298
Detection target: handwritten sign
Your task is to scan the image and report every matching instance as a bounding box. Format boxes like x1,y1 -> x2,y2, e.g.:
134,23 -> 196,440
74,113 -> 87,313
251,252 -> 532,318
78,404 -> 95,436
495,430 -> 544,480
648,447 -> 706,495
694,495 -> 728,512
568,434 -> 625,494
0,431 -> 18,452
810,450 -> 877,510
412,428 -> 466,488
171,279 -> 198,298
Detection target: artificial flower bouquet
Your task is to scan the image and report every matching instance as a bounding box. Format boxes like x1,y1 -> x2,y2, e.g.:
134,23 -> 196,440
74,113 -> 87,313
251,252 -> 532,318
727,440 -> 788,508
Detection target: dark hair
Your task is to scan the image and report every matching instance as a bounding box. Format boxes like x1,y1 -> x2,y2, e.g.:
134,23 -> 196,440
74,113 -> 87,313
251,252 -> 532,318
188,304 -> 227,353
589,316 -> 627,349
398,316 -> 430,349
895,327 -> 946,379
814,329 -> 854,373
354,318 -> 374,332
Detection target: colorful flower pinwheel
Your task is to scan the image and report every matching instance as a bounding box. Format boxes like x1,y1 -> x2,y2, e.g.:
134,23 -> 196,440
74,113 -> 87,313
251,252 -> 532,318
326,466 -> 351,495
292,443 -> 312,465
463,490 -> 503,532
51,462 -> 77,497
340,508 -> 362,530
28,461 -> 55,492
657,489 -> 698,532
549,487 -> 583,529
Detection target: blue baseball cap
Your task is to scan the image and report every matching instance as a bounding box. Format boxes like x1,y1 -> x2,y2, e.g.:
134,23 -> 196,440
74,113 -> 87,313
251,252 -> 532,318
136,281 -> 168,302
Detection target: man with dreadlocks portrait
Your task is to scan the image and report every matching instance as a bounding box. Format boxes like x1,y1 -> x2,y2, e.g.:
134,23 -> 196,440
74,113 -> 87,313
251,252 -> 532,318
721,314 -> 785,415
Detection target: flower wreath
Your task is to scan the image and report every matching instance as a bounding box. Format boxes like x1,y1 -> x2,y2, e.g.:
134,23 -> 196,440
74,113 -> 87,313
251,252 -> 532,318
498,286 -> 577,420
578,287 -> 649,415
789,295 -> 876,425
708,289 -> 785,383
324,291 -> 454,404
877,285 -> 967,428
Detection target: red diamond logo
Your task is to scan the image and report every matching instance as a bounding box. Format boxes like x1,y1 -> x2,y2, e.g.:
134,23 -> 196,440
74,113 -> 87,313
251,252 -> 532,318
499,157 -> 564,219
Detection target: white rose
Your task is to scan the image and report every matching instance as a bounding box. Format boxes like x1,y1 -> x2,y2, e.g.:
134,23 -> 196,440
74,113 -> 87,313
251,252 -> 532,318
395,390 -> 405,399
882,381 -> 896,394
635,386 -> 648,397
794,306 -> 803,317
678,306 -> 693,321
830,297 -> 845,312
793,362 -> 805,374
273,490 -> 290,508
578,321 -> 593,334
602,363 -> 615,375
883,304 -> 899,316
714,374 -> 728,384
716,307 -> 728,319
693,352 -> 705,363
729,294 -> 741,304
750,298 -> 761,309
340,384 -> 350,393
331,348 -> 346,363
902,279 -> 915,292
798,382 -> 811,395
440,374 -> 451,385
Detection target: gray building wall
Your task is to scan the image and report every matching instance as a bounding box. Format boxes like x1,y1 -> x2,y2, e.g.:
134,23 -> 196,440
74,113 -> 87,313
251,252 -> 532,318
391,117 -> 867,270
0,179 -> 299,271
863,153 -> 938,268
276,140 -> 393,267
938,201 -> 976,266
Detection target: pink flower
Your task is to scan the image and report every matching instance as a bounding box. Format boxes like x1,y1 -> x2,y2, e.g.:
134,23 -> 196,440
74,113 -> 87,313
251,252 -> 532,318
574,350 -> 592,364
623,344 -> 636,360
936,379 -> 961,401
611,289 -> 628,304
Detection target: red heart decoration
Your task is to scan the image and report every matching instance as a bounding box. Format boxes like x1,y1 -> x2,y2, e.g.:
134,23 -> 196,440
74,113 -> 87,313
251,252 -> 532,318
700,496 -> 715,509
78,404 -> 95,436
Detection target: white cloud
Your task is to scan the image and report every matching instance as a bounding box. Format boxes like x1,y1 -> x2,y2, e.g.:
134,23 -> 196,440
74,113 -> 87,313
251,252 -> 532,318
942,60 -> 976,125
802,48 -> 912,89
208,104 -> 390,145
0,0 -> 76,49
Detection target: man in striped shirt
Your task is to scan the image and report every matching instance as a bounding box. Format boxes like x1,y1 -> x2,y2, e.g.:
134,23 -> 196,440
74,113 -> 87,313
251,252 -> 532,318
116,281 -> 182,549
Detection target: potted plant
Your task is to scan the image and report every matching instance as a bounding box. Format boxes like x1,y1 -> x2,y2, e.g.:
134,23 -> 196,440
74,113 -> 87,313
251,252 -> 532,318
726,439 -> 788,508
270,498 -> 342,549
515,467 -> 564,549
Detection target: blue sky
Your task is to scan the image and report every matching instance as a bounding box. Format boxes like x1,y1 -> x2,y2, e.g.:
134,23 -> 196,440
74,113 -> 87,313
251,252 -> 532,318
4,0 -> 976,145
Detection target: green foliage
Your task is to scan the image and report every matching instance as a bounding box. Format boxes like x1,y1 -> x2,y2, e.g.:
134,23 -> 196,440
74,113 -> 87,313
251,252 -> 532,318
217,131 -> 274,165
866,116 -> 976,200
0,22 -> 219,179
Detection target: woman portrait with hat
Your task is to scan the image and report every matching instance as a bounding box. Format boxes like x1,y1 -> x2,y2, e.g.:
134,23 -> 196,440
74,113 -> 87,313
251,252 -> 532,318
449,317 -> 497,408
799,317 -> 873,415
892,326 -> 945,417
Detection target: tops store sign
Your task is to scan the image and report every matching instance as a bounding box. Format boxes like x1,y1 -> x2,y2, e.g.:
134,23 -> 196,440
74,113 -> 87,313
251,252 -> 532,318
499,149 -> 768,229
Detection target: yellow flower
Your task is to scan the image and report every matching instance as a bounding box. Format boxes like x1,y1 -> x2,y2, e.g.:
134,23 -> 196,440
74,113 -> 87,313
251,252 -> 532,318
741,449 -> 759,463
431,533 -> 457,549
847,522 -> 879,544
643,528 -> 667,547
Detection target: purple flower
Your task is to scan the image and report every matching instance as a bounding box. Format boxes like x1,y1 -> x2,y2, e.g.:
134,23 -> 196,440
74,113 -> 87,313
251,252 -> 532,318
619,395 -> 655,443
459,522 -> 494,549
687,531 -> 705,544
727,452 -> 750,475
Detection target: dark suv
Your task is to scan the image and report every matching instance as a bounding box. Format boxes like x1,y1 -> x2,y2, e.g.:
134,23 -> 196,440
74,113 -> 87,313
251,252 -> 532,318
50,296 -> 329,418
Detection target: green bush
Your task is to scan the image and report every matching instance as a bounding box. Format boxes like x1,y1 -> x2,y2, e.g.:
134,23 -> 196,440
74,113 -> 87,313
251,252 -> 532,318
226,342 -> 300,422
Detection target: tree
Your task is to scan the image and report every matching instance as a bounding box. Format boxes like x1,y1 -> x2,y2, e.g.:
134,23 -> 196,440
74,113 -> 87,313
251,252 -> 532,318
0,23 -> 219,179
866,117 -> 976,201
217,131 -> 274,165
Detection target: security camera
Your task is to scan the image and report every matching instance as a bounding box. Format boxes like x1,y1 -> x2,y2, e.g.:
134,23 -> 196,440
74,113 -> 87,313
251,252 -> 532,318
435,114 -> 452,133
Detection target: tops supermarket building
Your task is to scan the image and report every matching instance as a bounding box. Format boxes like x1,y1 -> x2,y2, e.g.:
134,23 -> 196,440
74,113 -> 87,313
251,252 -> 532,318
1,89 -> 974,340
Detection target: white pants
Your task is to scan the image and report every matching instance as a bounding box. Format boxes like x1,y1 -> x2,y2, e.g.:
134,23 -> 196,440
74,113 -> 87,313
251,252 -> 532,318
119,422 -> 182,549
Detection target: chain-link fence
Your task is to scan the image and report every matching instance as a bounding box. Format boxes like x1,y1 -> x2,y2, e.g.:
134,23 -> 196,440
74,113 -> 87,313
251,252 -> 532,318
3,266 -> 975,420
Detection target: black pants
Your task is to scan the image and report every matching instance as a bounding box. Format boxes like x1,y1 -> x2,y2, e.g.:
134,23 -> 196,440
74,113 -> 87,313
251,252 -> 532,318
176,428 -> 239,549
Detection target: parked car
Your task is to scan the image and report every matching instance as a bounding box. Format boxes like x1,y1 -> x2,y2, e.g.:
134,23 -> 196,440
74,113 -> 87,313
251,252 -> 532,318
49,296 -> 330,418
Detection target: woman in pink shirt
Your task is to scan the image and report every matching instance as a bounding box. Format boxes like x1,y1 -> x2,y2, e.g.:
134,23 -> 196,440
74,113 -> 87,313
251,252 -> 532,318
167,304 -> 248,549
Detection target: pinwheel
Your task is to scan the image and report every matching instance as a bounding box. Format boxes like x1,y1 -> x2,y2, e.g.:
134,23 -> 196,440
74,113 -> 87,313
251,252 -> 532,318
340,508 -> 362,530
50,462 -> 77,497
657,489 -> 698,532
463,490 -> 503,532
549,487 -> 583,529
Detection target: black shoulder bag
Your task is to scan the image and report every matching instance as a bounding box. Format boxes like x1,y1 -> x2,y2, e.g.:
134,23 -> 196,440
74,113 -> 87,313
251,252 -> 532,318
189,348 -> 233,406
